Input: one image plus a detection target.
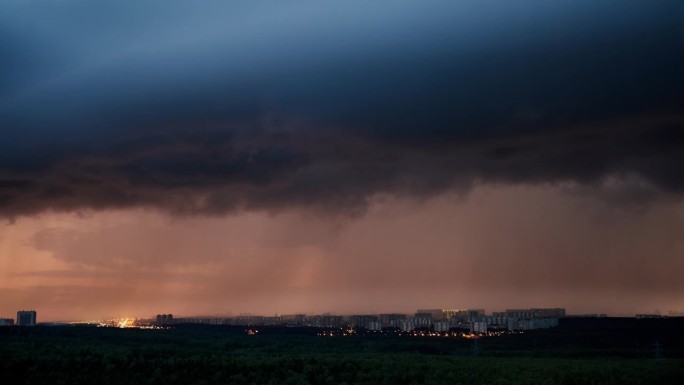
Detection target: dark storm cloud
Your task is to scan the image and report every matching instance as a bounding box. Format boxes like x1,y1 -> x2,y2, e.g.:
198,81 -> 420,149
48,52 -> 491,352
0,0 -> 682,217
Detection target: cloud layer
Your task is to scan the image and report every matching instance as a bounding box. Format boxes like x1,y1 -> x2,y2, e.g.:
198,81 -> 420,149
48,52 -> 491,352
1,0 -> 682,218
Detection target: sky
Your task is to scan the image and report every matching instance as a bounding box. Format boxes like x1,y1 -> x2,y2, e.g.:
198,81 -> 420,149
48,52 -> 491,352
1,0 -> 683,321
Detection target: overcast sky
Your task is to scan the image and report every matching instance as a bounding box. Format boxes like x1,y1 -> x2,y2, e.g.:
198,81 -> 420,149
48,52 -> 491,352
1,1 -> 683,321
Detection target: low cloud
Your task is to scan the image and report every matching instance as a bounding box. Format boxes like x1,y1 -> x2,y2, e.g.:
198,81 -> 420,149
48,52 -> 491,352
1,114 -> 683,218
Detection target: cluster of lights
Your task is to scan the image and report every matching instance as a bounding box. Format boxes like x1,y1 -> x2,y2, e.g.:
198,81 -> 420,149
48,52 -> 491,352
317,328 -> 358,337
316,328 -> 524,338
92,318 -> 167,329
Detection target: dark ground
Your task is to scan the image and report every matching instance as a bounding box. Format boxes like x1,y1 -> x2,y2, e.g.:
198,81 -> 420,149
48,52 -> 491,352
1,318 -> 683,385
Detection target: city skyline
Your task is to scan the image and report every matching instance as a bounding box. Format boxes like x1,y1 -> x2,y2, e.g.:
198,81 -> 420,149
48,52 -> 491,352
0,302 -> 672,324
2,1 -> 683,322
3,306 -> 572,326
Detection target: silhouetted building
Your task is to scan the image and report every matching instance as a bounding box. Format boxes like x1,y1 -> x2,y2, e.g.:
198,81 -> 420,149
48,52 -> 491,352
466,309 -> 485,321
264,315 -> 283,325
507,318 -> 558,330
316,315 -> 343,328
17,310 -> 36,326
636,314 -> 664,319
174,317 -> 225,325
413,314 -> 433,329
379,313 -> 406,327
566,313 -> 607,318
433,319 -> 453,332
493,308 -> 563,330
503,308 -> 565,319
348,315 -> 379,329
470,321 -> 488,333
0,318 -> 14,326
483,316 -> 508,328
442,309 -> 465,320
398,318 -> 416,332
234,315 -> 265,325
416,309 -> 444,321
155,314 -> 173,324
286,314 -> 307,325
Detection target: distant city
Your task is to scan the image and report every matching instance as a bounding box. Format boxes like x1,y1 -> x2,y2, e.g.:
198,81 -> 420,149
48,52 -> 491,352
3,307 -> 681,335
151,308 -> 566,335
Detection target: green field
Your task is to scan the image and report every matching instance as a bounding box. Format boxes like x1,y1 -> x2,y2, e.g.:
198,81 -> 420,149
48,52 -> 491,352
1,319 -> 683,385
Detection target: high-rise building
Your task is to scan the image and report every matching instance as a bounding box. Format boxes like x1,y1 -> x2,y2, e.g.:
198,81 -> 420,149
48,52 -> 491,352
470,321 -> 488,334
379,313 -> 406,327
416,309 -> 444,321
155,314 -> 173,324
466,309 -> 485,321
318,315 -> 343,328
348,315 -> 379,329
442,309 -> 462,319
17,310 -> 36,326
442,309 -> 485,322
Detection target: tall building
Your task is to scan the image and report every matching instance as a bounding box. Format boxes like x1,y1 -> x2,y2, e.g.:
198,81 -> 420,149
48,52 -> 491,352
348,315 -> 379,329
318,315 -> 343,328
497,308 -> 564,331
442,309 -> 485,322
379,313 -> 406,327
155,314 -> 173,324
17,310 -> 36,326
416,309 -> 444,321
466,309 -> 485,321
